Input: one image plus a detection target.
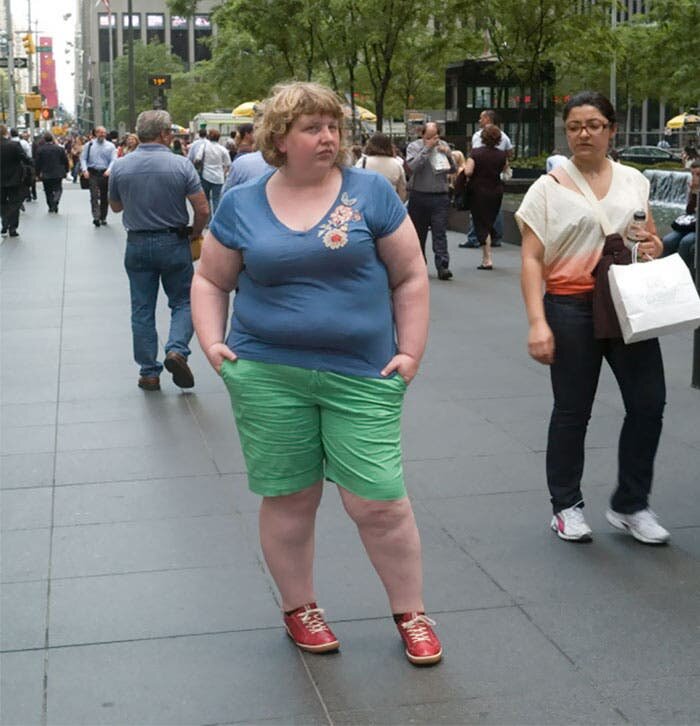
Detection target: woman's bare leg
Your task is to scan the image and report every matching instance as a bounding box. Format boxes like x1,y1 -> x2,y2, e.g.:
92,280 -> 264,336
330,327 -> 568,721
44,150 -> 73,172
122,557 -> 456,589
338,488 -> 424,613
259,481 -> 323,611
482,233 -> 493,267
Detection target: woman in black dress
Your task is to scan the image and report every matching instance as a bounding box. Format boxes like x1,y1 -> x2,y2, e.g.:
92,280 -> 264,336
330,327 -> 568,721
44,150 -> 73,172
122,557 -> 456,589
463,125 -> 507,269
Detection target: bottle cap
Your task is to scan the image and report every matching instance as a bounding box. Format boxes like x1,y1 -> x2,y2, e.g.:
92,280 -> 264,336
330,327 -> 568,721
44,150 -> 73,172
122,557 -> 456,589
633,210 -> 646,220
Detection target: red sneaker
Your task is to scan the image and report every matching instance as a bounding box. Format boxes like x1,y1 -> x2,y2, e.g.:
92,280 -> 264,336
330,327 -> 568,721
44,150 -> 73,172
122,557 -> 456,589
396,612 -> 442,665
283,603 -> 340,653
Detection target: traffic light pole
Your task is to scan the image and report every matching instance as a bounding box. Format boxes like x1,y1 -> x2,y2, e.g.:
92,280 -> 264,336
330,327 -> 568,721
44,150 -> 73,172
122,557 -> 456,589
5,0 -> 16,127
26,0 -> 34,136
692,190 -> 700,389
127,0 -> 135,131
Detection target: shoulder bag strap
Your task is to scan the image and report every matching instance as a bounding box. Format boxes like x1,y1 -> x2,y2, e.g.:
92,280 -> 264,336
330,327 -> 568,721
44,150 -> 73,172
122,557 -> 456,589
564,159 -> 614,236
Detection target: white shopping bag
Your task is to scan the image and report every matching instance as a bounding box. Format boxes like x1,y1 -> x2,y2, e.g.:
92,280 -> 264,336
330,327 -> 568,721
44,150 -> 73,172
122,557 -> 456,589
608,253 -> 700,344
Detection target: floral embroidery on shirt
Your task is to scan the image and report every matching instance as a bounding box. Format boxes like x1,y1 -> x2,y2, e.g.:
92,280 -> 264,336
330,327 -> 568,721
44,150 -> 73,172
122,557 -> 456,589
318,192 -> 362,250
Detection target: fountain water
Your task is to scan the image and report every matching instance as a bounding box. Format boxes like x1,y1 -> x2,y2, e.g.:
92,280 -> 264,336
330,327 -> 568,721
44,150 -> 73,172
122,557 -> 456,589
644,169 -> 690,206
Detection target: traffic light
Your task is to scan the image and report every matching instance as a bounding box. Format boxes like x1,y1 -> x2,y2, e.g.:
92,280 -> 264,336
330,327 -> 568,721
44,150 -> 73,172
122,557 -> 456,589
40,108 -> 53,120
22,33 -> 35,54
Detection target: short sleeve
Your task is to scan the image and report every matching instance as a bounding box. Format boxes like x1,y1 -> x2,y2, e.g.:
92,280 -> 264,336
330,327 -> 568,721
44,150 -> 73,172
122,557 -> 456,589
184,162 -> 202,196
515,175 -> 548,246
108,167 -> 121,202
209,187 -> 239,249
364,172 -> 407,238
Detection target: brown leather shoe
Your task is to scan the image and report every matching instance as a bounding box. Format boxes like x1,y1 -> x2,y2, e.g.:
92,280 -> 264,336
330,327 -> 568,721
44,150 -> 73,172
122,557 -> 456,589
164,351 -> 195,388
138,376 -> 160,391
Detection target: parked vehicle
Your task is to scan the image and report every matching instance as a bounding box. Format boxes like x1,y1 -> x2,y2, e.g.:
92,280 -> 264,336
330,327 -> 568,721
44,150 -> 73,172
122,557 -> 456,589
616,146 -> 683,165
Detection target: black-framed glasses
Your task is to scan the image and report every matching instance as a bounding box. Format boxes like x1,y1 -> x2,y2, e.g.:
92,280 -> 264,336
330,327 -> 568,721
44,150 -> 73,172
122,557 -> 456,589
565,120 -> 610,135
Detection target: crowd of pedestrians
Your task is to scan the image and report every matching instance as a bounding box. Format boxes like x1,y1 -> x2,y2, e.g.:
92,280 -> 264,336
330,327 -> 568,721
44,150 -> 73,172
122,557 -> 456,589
3,84 -> 692,670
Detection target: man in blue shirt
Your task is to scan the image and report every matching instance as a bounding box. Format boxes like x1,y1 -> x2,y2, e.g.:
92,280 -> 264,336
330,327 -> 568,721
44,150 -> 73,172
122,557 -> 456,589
80,126 -> 117,227
109,111 -> 209,392
221,150 -> 273,195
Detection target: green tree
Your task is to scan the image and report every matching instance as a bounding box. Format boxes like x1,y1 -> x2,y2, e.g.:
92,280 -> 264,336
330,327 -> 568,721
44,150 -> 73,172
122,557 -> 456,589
111,42 -> 184,126
168,62 -> 237,126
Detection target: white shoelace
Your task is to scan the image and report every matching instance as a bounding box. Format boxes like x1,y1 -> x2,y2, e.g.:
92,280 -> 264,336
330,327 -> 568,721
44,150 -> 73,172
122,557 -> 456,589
401,614 -> 437,644
561,507 -> 586,526
299,608 -> 330,634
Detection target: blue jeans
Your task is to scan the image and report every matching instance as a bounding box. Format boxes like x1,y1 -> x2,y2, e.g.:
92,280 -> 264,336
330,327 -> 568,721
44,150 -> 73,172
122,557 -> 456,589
124,231 -> 194,378
407,191 -> 450,270
662,229 -> 696,269
467,208 -> 503,245
201,178 -> 223,216
544,294 -> 665,515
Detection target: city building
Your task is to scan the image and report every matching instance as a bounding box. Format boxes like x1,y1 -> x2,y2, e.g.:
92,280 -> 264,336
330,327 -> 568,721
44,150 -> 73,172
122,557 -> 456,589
75,0 -> 217,130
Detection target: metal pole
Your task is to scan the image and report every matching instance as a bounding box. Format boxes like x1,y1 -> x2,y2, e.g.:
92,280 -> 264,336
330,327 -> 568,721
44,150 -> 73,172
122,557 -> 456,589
107,7 -> 115,128
127,0 -> 135,131
692,189 -> 700,389
5,0 -> 16,127
609,2 -> 616,105
27,0 -> 35,136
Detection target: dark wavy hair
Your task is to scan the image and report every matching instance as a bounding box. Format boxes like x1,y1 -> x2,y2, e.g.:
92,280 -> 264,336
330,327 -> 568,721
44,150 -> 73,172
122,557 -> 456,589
364,132 -> 394,157
563,91 -> 616,126
480,124 -> 502,148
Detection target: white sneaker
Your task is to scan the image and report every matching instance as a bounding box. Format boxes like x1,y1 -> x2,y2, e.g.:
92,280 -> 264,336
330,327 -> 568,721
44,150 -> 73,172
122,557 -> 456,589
606,508 -> 670,544
551,504 -> 593,542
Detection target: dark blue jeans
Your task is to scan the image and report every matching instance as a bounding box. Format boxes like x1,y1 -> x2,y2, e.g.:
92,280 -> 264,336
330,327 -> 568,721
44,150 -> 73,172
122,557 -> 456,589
124,231 -> 194,378
544,294 -> 666,514
407,191 -> 450,270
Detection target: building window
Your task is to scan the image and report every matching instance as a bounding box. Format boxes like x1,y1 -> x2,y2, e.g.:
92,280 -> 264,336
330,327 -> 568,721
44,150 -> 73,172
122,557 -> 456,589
474,86 -> 491,108
122,13 -> 141,50
146,14 -> 165,45
98,13 -> 117,63
171,15 -> 189,64
194,14 -> 212,62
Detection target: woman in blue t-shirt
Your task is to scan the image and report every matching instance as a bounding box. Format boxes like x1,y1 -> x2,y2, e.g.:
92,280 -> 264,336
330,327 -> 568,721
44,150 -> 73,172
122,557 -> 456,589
191,82 -> 442,666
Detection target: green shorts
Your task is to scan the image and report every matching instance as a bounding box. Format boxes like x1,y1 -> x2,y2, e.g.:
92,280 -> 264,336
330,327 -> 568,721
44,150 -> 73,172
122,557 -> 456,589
220,358 -> 407,500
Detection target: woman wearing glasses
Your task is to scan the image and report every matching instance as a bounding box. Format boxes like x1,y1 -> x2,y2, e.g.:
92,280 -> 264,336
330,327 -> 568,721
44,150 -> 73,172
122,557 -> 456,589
516,91 -> 670,545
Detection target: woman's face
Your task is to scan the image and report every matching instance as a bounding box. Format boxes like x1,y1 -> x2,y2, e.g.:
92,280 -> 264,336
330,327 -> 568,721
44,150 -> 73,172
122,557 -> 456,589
277,113 -> 340,171
565,104 -> 616,161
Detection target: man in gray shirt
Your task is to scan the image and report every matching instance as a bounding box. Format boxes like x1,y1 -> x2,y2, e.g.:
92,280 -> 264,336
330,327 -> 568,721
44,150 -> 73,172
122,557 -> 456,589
406,123 -> 456,280
109,110 -> 209,392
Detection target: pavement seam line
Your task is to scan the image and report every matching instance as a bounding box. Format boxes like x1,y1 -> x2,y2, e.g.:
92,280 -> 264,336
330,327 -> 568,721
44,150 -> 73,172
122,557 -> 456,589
297,649 -> 335,726
41,203 -> 71,726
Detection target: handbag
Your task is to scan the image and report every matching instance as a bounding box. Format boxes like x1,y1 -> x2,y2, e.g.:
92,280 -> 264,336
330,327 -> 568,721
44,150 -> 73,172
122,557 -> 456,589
79,142 -> 92,189
564,160 -> 632,339
453,169 -> 472,210
608,253 -> 700,343
671,214 -> 696,234
190,235 -> 203,261
193,143 -> 206,175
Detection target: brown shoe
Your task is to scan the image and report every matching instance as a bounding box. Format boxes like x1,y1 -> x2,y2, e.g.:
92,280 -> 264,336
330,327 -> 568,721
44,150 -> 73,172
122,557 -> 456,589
164,351 -> 194,388
138,376 -> 160,391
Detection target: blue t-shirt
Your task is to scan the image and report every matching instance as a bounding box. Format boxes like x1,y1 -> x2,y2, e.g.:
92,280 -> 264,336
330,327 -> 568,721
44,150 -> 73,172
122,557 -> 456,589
209,166 -> 407,378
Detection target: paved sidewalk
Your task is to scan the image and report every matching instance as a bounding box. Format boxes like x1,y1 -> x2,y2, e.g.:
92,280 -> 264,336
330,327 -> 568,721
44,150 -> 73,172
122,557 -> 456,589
2,184 -> 699,725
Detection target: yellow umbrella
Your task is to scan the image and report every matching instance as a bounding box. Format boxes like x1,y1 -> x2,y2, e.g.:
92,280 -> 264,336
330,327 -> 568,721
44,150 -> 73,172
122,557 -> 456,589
171,123 -> 187,134
665,112 -> 700,130
232,101 -> 260,118
343,103 -> 377,122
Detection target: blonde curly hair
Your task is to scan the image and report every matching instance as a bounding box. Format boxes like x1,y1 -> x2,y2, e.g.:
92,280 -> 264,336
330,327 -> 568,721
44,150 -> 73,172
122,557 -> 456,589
255,81 -> 347,168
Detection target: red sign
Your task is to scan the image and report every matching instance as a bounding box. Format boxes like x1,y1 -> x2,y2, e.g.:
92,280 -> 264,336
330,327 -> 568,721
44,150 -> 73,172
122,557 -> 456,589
39,36 -> 58,109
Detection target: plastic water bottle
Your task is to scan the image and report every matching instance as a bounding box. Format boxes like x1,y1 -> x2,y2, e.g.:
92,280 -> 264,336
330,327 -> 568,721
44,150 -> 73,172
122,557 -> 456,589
626,210 -> 647,245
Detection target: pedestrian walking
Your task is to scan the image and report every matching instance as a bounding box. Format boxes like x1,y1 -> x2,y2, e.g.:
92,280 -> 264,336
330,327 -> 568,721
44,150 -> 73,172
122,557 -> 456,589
192,129 -> 230,216
406,123 -> 456,280
461,124 -> 508,270
108,110 -> 209,392
34,132 -> 70,213
1,125 -> 31,237
356,132 -> 407,201
191,81 -> 442,666
517,90 -> 670,545
81,126 -> 117,227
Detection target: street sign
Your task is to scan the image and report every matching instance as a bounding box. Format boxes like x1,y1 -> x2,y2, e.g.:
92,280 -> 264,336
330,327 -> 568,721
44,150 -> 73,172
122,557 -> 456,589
0,57 -> 29,69
37,45 -> 52,53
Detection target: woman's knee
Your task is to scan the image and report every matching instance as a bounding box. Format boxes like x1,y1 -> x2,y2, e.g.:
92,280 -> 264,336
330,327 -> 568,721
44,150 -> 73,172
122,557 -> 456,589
341,491 -> 414,531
